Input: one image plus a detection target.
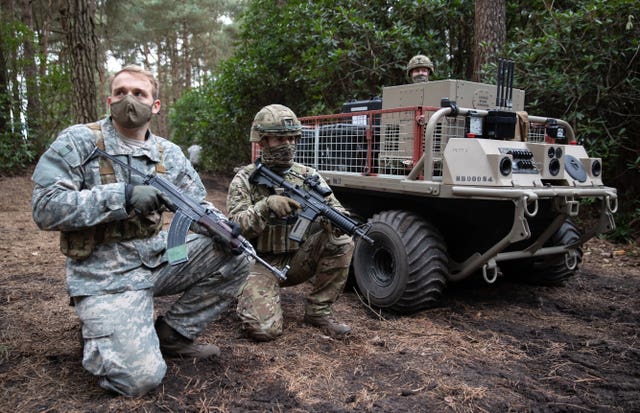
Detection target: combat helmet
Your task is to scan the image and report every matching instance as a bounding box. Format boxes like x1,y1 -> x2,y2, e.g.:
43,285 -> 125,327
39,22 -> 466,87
250,104 -> 302,142
406,54 -> 435,78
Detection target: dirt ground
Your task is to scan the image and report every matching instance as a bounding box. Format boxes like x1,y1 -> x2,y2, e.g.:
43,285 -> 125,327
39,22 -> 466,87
1,171 -> 639,413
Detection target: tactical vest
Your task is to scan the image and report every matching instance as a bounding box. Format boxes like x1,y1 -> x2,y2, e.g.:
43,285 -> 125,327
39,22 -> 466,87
253,164 -> 314,255
59,123 -> 166,260
254,219 -> 300,255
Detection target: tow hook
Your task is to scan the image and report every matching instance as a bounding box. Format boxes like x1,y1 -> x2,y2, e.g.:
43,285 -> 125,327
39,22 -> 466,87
482,259 -> 499,284
565,250 -> 579,270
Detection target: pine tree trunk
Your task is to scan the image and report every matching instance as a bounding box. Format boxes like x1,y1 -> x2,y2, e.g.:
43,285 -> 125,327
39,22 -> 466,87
473,0 -> 506,82
63,0 -> 98,123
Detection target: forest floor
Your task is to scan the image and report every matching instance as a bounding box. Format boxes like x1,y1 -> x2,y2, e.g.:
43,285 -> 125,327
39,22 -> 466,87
1,171 -> 639,413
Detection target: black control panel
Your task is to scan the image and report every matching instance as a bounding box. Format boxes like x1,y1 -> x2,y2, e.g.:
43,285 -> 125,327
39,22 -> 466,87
499,147 -> 538,174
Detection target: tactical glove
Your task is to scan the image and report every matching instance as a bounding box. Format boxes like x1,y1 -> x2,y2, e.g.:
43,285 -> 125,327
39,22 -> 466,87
223,220 -> 243,255
266,195 -> 301,218
211,220 -> 243,255
225,220 -> 242,238
125,184 -> 174,215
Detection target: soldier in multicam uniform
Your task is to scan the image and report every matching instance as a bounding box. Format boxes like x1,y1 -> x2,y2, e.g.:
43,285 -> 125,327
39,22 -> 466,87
407,54 -> 435,83
227,104 -> 355,342
31,65 -> 250,397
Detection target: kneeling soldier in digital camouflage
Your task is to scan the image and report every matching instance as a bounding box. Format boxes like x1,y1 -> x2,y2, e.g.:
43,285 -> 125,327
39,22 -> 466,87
31,65 -> 250,396
227,104 -> 354,341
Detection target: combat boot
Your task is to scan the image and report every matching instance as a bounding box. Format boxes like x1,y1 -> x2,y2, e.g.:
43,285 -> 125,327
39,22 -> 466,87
304,313 -> 351,338
155,317 -> 221,359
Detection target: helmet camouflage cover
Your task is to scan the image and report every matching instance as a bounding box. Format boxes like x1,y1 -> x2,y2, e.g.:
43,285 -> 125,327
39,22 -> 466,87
250,104 -> 302,142
406,54 -> 435,77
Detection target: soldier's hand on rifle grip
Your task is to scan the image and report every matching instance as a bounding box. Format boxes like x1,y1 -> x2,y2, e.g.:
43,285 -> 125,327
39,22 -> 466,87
226,220 -> 241,238
266,195 -> 301,218
125,184 -> 175,215
220,220 -> 243,255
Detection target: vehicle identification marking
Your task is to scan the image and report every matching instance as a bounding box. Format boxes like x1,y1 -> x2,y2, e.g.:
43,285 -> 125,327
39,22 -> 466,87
456,176 -> 493,182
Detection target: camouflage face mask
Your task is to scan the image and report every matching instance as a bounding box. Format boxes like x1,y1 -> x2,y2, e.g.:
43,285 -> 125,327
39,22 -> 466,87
110,95 -> 153,129
412,74 -> 429,83
262,143 -> 296,172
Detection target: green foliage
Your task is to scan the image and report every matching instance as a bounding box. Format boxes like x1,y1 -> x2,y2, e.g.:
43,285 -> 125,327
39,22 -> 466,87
505,0 -> 640,240
227,0 -> 474,113
0,60 -> 71,175
169,78 -> 249,173
610,206 -> 640,242
0,135 -> 35,175
36,64 -> 74,148
104,0 -> 239,79
171,0 -> 475,171
103,0 -> 244,141
0,9 -> 74,175
0,20 -> 35,175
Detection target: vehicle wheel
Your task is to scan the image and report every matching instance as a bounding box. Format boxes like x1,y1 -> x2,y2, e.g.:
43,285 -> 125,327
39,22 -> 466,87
508,219 -> 583,285
353,210 -> 448,314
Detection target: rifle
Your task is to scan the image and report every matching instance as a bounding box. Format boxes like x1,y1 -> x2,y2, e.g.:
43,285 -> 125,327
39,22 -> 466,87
88,147 -> 289,280
249,159 -> 374,245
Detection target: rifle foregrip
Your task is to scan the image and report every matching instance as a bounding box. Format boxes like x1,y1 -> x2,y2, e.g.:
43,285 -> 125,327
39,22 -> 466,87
323,207 -> 358,234
323,208 -> 375,245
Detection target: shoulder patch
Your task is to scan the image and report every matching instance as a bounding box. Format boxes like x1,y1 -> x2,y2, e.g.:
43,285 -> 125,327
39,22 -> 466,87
50,139 -> 82,168
50,140 -> 73,157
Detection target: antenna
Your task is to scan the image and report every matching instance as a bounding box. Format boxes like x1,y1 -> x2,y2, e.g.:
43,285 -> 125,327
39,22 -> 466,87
496,59 -> 504,108
496,58 -> 515,110
506,59 -> 514,109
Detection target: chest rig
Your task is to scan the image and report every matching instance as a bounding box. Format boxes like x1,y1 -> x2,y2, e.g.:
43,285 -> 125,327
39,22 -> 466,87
254,163 -> 314,255
59,123 -> 166,260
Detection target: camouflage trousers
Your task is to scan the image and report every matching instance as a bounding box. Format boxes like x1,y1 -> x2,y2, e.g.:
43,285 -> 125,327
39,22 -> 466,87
73,234 -> 249,396
236,229 -> 354,341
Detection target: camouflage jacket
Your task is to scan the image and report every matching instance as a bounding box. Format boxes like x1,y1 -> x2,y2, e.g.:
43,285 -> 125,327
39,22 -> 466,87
226,161 -> 346,254
31,117 -> 223,297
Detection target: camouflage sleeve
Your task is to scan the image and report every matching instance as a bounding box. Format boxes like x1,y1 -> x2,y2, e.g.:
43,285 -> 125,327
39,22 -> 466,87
31,127 -> 130,232
226,166 -> 271,239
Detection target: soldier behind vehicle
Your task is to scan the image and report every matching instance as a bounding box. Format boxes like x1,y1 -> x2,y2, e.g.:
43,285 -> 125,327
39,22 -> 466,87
227,104 -> 354,341
406,54 -> 435,83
